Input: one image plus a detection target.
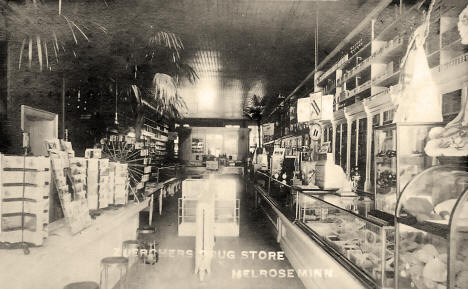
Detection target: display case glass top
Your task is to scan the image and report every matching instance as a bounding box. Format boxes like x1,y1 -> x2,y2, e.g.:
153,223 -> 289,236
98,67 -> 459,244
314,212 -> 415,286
395,165 -> 468,289
297,192 -> 394,288
396,165 -> 468,233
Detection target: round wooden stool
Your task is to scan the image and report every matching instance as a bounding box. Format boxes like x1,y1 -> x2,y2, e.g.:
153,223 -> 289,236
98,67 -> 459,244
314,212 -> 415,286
99,256 -> 128,289
122,240 -> 140,265
63,281 -> 99,289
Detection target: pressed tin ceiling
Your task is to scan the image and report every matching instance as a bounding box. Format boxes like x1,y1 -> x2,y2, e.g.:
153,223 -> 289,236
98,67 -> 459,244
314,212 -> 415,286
159,0 -> 384,118
7,0 -> 386,118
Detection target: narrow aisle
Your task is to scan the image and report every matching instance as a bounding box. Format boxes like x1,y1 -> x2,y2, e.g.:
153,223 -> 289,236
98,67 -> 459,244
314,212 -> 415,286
124,177 -> 306,289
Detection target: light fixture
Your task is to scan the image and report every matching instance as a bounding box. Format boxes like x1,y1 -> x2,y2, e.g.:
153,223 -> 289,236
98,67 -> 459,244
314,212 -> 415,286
199,87 -> 215,108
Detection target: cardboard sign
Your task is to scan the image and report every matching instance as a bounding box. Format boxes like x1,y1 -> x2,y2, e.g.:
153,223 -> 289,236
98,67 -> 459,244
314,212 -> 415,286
297,97 -> 312,123
319,142 -> 330,154
310,123 -> 322,141
321,94 -> 334,121
271,147 -> 285,174
308,92 -> 334,121
309,92 -> 323,120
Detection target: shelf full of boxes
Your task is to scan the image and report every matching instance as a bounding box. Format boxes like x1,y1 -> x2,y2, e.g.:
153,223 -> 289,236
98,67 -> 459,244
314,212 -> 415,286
310,0 -> 468,192
141,118 -> 169,160
140,117 -> 169,183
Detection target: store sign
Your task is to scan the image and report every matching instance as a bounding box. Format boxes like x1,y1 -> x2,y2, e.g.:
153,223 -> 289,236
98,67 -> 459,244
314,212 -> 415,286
309,92 -> 334,121
262,123 -> 274,136
309,92 -> 322,120
321,94 -> 334,121
309,123 -> 322,141
297,97 -> 312,123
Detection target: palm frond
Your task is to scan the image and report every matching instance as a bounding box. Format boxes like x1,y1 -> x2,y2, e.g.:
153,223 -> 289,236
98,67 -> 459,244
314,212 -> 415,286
151,73 -> 187,119
147,31 -> 183,63
5,0 -> 106,71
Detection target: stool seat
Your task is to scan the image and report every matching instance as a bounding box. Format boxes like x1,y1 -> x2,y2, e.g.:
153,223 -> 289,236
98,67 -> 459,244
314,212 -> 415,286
137,227 -> 156,234
100,257 -> 129,289
63,281 -> 99,289
101,256 -> 129,265
122,240 -> 140,246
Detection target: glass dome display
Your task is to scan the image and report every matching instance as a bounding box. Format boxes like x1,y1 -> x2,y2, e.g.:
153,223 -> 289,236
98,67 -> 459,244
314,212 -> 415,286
395,165 -> 468,289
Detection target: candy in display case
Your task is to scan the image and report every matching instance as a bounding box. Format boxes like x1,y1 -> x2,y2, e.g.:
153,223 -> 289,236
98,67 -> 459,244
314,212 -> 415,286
395,165 -> 468,289
374,123 -> 439,217
297,192 -> 395,288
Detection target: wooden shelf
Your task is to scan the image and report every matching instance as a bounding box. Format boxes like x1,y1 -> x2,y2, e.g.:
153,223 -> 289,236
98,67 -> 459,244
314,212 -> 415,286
373,70 -> 400,87
341,80 -> 372,102
339,42 -> 372,72
372,38 -> 404,63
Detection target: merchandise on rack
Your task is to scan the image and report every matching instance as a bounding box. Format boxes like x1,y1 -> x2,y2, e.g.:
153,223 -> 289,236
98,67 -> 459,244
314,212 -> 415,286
0,154 -> 50,247
50,156 -> 92,235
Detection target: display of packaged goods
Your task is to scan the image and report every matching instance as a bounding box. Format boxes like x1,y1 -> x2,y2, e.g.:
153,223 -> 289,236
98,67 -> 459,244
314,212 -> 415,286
315,156 -> 348,190
0,154 -> 50,246
85,149 -> 102,159
99,159 -> 109,176
86,159 -> 99,210
108,162 -> 116,205
50,156 -> 92,235
98,175 -> 109,209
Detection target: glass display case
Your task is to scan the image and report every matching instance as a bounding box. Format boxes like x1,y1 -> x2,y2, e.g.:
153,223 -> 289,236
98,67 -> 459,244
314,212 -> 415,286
374,123 -> 439,216
297,192 -> 395,288
395,165 -> 468,289
255,170 -> 270,192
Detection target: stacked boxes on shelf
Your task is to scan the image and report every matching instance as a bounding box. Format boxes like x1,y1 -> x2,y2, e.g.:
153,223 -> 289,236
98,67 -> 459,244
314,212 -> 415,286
87,158 -> 128,209
108,162 -> 116,205
135,148 -> 151,193
86,158 -> 113,210
86,159 -> 99,210
0,155 -> 50,246
111,162 -> 128,205
98,159 -> 110,209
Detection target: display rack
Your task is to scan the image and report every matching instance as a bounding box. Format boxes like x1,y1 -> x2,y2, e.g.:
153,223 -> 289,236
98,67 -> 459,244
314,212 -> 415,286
101,135 -> 149,202
50,156 -> 92,234
0,154 -> 50,252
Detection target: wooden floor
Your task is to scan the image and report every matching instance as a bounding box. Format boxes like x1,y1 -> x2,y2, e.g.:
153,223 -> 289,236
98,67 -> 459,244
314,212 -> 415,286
122,177 -> 306,289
